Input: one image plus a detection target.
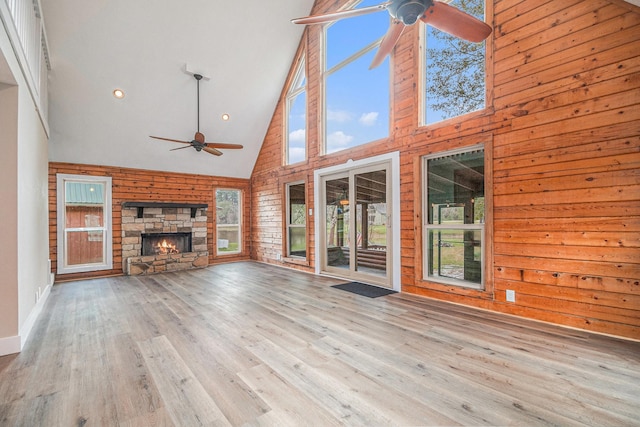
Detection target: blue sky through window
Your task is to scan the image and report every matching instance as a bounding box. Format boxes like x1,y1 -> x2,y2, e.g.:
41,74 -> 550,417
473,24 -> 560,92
289,0 -> 486,158
325,0 -> 390,154
287,60 -> 306,164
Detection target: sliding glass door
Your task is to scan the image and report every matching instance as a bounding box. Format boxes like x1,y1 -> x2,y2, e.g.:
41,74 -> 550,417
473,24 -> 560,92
321,163 -> 391,287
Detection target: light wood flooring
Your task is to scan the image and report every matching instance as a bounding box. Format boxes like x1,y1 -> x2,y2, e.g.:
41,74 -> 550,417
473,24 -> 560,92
1,261 -> 639,426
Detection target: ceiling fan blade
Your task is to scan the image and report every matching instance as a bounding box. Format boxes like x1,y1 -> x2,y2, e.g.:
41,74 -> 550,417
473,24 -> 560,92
169,145 -> 193,151
421,1 -> 492,43
203,147 -> 223,156
194,132 -> 206,143
369,20 -> 406,69
205,142 -> 244,150
150,136 -> 190,144
292,1 -> 391,25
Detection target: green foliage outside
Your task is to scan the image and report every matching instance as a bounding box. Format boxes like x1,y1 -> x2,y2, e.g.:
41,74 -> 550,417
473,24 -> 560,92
426,0 -> 486,121
216,189 -> 239,225
218,242 -> 239,252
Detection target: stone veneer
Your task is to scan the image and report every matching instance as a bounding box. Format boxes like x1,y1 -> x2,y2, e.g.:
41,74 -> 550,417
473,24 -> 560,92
121,206 -> 208,275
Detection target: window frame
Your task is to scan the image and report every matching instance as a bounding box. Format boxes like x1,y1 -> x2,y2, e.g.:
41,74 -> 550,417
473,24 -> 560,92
422,145 -> 485,289
56,173 -> 113,274
215,188 -> 243,256
285,181 -> 307,259
285,54 -> 307,165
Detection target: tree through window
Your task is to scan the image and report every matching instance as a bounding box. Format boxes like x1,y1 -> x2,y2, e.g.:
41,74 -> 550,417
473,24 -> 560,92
423,0 -> 487,125
216,189 -> 241,254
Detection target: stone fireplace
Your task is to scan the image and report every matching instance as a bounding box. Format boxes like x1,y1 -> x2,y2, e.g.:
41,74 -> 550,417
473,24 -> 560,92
121,202 -> 208,275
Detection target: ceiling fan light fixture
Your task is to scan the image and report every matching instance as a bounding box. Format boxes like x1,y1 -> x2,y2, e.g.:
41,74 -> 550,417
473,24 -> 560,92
388,0 -> 431,25
113,88 -> 125,99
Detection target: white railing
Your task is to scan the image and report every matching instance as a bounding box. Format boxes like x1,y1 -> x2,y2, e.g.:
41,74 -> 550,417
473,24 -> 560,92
2,0 -> 50,126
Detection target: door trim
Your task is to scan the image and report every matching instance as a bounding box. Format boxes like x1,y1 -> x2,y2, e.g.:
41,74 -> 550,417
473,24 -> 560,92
314,152 -> 401,291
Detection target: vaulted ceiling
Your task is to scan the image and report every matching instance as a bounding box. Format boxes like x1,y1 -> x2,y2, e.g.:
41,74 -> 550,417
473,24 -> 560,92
42,0 -> 315,179
42,0 -> 640,180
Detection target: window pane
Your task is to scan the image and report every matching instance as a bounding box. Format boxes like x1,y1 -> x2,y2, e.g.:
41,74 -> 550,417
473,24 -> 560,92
216,189 -> 241,254
325,51 -> 389,154
287,182 -> 306,258
424,0 -> 486,125
326,0 -> 390,70
324,0 -> 389,155
427,150 -> 484,224
427,228 -> 482,284
289,227 -> 307,258
425,147 -> 484,288
65,182 -> 105,227
66,230 -> 104,266
288,91 -> 306,164
325,177 -> 351,269
65,206 -> 104,228
217,225 -> 240,252
216,190 -> 239,225
288,183 -> 306,225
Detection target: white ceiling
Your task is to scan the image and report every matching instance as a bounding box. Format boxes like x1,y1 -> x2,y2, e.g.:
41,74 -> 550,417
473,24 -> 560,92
42,0 -> 315,179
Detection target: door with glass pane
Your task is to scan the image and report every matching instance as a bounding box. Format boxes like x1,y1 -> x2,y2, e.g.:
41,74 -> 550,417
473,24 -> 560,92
321,164 -> 391,287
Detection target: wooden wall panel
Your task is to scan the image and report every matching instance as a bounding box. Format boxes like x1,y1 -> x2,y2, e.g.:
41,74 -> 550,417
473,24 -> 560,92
49,163 -> 251,280
249,0 -> 640,339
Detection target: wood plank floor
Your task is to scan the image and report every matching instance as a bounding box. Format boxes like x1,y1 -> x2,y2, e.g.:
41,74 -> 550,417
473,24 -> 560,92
1,261 -> 639,426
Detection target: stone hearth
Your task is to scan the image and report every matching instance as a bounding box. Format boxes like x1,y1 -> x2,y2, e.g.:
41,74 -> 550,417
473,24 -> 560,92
121,203 -> 208,275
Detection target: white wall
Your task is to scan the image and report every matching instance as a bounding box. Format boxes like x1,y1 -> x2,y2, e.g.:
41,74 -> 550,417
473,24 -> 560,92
0,20 -> 51,356
17,68 -> 51,342
0,81 -> 19,352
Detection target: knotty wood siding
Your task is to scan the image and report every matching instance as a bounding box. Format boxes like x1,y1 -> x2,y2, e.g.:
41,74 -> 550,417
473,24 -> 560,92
49,163 -> 251,280
250,0 -> 640,338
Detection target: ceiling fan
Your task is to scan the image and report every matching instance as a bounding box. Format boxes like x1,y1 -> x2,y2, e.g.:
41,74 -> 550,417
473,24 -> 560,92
150,73 -> 243,156
292,0 -> 492,69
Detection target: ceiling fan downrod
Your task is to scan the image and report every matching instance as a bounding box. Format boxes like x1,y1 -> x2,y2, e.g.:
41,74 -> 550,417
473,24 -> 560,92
194,73 -> 203,133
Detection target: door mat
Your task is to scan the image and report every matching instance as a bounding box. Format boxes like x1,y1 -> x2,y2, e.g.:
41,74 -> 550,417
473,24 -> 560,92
331,282 -> 397,298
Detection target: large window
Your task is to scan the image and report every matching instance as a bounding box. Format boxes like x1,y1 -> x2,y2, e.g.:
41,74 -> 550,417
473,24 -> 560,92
324,0 -> 390,154
422,0 -> 487,125
56,174 -> 112,274
424,146 -> 484,288
216,189 -> 242,255
286,182 -> 307,258
285,56 -> 306,165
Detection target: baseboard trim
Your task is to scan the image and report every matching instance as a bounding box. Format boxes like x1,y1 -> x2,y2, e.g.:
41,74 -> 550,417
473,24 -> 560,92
17,283 -> 52,352
0,335 -> 21,356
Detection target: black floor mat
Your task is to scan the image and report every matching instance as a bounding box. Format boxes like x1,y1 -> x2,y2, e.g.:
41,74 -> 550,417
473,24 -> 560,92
331,282 -> 397,298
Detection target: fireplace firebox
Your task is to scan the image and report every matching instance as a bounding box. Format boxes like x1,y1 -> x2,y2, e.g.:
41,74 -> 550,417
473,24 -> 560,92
142,232 -> 192,256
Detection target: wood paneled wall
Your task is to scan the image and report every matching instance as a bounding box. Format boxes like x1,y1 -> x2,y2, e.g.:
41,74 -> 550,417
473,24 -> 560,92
49,163 -> 251,281
250,0 -> 640,339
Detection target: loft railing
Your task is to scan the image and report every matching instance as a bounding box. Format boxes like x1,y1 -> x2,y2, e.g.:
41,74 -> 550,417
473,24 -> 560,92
2,0 -> 51,128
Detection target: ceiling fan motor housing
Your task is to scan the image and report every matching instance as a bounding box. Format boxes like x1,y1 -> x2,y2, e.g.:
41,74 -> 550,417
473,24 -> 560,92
388,0 -> 433,25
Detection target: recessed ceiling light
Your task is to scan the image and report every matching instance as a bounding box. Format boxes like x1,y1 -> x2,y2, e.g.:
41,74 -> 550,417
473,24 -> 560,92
222,113 -> 230,121
113,89 -> 125,99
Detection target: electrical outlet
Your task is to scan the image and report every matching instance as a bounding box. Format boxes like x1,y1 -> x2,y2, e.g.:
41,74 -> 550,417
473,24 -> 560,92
506,289 -> 516,303
276,253 -> 282,261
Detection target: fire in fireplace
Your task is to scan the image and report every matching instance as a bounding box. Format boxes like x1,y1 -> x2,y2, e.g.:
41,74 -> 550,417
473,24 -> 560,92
141,232 -> 192,256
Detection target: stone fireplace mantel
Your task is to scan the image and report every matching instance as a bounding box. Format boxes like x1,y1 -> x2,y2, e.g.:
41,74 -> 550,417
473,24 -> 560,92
121,202 -> 208,275
122,201 -> 208,218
